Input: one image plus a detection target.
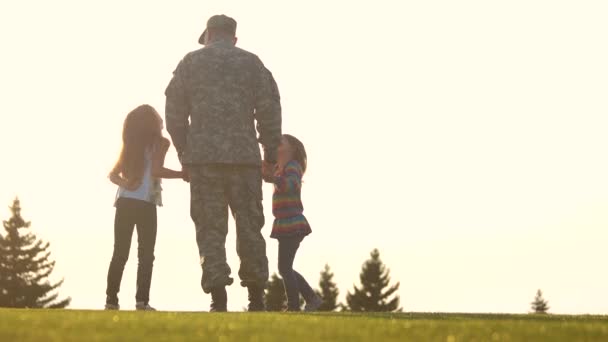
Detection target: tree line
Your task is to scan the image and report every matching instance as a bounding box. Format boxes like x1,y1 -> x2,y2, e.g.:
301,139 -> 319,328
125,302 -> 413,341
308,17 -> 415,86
265,253 -> 552,314
0,198 -> 551,313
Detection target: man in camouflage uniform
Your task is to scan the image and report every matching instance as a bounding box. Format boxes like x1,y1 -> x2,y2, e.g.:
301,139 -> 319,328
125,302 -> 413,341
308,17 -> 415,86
165,14 -> 281,312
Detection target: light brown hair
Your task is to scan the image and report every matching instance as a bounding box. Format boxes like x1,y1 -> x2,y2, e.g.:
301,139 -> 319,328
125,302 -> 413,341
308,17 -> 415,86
284,134 -> 307,173
111,105 -> 161,186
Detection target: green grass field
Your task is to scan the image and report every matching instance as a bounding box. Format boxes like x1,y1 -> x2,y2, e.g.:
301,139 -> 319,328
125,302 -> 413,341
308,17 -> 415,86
1,309 -> 607,342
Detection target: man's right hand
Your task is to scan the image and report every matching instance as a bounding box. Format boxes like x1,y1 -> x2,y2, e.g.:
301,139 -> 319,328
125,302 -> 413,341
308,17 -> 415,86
261,161 -> 275,182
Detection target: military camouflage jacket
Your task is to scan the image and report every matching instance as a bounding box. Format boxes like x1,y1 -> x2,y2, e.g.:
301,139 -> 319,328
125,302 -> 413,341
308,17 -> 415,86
165,39 -> 282,165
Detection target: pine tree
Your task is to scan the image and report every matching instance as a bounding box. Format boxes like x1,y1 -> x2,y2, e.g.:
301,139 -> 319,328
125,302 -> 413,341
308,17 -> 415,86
265,273 -> 307,311
0,198 -> 70,308
265,273 -> 287,311
531,289 -> 549,314
346,249 -> 401,312
315,264 -> 340,311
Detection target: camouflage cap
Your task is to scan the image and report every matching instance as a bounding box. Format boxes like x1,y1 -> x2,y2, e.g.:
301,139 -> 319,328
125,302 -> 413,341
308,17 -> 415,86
199,14 -> 237,45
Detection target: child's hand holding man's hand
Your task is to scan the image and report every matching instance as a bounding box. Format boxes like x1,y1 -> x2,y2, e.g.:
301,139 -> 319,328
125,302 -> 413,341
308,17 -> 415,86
262,161 -> 275,183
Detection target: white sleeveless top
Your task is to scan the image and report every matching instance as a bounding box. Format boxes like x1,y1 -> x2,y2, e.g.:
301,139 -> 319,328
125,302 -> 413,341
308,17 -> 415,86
114,149 -> 163,207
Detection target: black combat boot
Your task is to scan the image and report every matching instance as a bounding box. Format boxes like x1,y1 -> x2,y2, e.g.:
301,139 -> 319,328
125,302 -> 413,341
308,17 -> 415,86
209,287 -> 227,312
247,285 -> 266,312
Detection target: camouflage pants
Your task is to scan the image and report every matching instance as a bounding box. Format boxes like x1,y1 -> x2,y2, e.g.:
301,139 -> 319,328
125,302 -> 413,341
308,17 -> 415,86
189,164 -> 269,293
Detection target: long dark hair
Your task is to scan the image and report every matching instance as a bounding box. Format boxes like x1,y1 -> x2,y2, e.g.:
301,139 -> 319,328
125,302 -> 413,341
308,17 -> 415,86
111,105 -> 161,186
284,134 -> 307,173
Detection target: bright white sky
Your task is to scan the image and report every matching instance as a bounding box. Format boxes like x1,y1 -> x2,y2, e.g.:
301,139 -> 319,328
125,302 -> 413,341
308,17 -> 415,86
1,0 -> 607,314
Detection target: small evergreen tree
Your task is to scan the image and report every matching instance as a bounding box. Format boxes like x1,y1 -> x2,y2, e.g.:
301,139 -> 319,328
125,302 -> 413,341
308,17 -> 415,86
346,249 -> 400,312
531,289 -> 549,314
0,198 -> 70,308
315,264 -> 340,311
265,273 -> 287,311
265,273 -> 307,311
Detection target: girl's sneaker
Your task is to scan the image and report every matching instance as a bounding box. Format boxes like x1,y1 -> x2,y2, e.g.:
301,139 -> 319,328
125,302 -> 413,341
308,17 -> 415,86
135,302 -> 157,311
104,303 -> 120,310
304,295 -> 323,312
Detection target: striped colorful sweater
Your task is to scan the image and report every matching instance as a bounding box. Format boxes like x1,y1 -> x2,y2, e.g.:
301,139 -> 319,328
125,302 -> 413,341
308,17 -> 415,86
270,160 -> 312,239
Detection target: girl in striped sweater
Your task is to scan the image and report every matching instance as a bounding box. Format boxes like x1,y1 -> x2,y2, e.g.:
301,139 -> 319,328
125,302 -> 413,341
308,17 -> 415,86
262,134 -> 322,311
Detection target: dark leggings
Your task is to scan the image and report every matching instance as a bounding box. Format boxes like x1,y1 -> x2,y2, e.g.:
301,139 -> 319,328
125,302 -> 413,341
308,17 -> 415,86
106,197 -> 157,305
278,235 -> 315,310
